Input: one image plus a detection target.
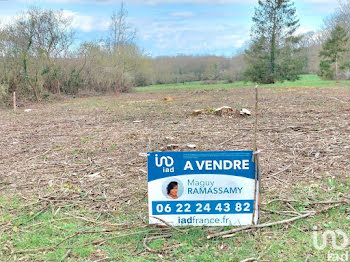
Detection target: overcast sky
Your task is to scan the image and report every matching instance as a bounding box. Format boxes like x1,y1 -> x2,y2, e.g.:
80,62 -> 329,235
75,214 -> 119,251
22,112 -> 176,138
0,0 -> 339,57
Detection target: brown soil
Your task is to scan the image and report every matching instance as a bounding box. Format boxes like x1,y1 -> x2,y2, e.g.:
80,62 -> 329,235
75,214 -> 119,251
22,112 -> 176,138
1,86 -> 349,219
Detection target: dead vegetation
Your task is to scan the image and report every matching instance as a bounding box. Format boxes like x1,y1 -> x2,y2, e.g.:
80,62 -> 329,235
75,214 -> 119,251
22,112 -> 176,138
0,86 -> 349,258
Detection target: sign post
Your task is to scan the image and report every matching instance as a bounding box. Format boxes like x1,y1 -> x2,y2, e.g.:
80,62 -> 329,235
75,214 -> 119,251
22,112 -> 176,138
147,151 -> 259,226
252,85 -> 260,225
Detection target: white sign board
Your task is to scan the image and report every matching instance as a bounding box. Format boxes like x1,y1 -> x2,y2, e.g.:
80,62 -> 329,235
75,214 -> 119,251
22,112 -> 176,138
148,151 -> 259,226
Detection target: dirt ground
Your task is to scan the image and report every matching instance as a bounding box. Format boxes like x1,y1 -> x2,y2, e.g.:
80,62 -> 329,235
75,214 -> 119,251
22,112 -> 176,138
0,86 -> 349,259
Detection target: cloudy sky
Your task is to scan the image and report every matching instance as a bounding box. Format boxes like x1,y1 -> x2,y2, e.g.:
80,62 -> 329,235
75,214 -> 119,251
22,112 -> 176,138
0,0 -> 339,57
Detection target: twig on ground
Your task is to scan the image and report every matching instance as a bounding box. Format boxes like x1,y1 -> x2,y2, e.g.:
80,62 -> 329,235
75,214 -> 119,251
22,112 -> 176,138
326,96 -> 348,104
62,212 -> 132,227
265,198 -> 348,206
240,258 -> 257,262
80,229 -> 157,247
218,136 -> 234,146
12,247 -> 54,255
286,202 -> 302,216
12,227 -> 151,254
142,234 -> 172,253
207,203 -> 345,239
260,208 -> 299,217
266,164 -> 292,178
59,249 -> 72,262
93,257 -> 111,262
271,175 -> 288,184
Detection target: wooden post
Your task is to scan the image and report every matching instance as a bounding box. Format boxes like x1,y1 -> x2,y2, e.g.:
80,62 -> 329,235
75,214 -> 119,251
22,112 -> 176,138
57,80 -> 61,95
252,85 -> 260,225
13,92 -> 16,112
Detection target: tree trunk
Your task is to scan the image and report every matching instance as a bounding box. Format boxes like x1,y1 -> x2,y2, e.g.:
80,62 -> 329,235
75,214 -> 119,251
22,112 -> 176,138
335,56 -> 339,83
270,16 -> 277,84
26,78 -> 40,103
32,85 -> 40,103
270,38 -> 275,83
13,92 -> 16,111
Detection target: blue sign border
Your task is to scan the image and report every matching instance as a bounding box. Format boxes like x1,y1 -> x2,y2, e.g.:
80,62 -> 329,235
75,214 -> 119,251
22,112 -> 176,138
147,151 -> 257,182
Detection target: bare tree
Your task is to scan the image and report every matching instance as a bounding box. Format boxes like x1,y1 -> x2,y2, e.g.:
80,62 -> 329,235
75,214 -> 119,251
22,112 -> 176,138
0,7 -> 74,102
107,2 -> 139,91
109,1 -> 136,50
337,0 -> 350,30
27,7 -> 74,95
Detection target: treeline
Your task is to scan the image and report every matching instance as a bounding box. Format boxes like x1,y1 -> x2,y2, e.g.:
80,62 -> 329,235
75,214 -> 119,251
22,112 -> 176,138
149,32 -> 323,85
151,55 -> 245,85
242,0 -> 350,84
1,1 -> 350,105
0,4 -> 147,105
153,0 -> 350,84
0,4 -> 247,106
317,0 -> 350,81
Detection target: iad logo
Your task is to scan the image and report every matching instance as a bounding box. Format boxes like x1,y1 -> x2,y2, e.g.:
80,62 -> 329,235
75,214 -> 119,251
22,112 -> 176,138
313,226 -> 349,250
155,154 -> 174,173
313,226 -> 349,262
327,252 -> 349,262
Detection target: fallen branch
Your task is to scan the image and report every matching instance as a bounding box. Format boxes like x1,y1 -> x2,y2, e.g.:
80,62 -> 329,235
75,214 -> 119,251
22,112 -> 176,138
261,208 -> 300,217
219,212 -> 310,239
266,198 -> 347,206
308,200 -> 348,205
207,203 -> 345,239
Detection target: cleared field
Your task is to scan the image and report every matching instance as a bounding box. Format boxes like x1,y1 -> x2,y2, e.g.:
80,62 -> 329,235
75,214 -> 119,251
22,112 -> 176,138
0,85 -> 349,261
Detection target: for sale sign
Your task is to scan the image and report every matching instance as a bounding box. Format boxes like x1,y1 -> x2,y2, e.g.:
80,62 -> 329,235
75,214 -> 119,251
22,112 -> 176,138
147,151 -> 259,226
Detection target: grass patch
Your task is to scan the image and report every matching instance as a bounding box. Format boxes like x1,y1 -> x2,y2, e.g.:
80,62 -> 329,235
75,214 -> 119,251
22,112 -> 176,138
108,145 -> 117,151
1,177 -> 348,261
137,74 -> 350,92
81,137 -> 94,143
